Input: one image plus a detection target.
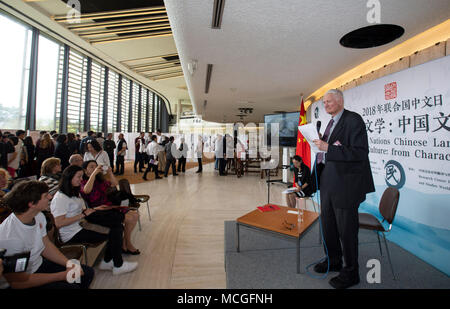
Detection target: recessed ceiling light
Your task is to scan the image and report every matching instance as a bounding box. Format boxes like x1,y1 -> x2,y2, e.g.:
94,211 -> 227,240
340,24 -> 404,49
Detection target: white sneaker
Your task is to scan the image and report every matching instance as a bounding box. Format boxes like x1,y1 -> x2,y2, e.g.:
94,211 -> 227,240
112,261 -> 138,275
98,260 -> 114,270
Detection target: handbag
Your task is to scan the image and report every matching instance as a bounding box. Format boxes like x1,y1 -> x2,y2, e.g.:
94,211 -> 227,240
79,219 -> 110,235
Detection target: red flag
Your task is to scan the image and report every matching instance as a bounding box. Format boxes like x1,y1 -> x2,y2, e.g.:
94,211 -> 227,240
294,98 -> 311,186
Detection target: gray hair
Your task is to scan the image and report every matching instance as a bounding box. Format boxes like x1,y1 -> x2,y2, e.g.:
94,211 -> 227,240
324,89 -> 344,103
69,154 -> 83,164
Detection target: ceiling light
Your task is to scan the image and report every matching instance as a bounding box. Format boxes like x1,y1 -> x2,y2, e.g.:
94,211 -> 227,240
187,59 -> 198,75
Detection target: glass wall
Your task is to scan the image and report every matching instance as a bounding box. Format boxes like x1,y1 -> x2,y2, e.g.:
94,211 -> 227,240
107,70 -> 119,133
120,77 -> 130,132
89,60 -> 105,132
141,88 -> 148,132
0,10 -> 168,133
0,14 -> 32,129
36,34 -> 61,131
131,83 -> 140,132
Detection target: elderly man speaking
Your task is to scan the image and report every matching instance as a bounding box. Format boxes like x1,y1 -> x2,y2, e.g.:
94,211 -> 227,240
313,89 -> 375,289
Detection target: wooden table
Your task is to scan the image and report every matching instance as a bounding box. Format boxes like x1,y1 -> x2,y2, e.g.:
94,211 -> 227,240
236,205 -> 319,274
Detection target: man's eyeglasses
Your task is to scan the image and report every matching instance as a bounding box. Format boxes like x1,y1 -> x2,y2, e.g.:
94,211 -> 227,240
282,219 -> 296,231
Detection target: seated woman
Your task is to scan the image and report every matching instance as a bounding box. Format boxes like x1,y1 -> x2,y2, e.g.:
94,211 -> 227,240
39,157 -> 62,197
50,165 -> 137,275
80,160 -> 140,255
0,168 -> 10,197
83,140 -> 110,172
286,155 -> 313,208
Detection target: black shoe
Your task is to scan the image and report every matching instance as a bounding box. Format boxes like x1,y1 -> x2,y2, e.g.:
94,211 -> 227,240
142,176 -> 148,181
313,260 -> 342,273
155,176 -> 162,179
122,249 -> 141,256
329,275 -> 360,289
173,174 -> 179,176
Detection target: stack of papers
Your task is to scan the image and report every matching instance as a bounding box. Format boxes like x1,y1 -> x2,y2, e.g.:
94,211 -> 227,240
282,188 -> 298,194
298,123 -> 322,153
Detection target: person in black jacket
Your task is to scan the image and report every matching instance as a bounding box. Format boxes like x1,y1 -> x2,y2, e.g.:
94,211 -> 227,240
67,133 -> 79,155
103,133 -> 116,171
286,155 -> 313,208
54,134 -> 71,171
312,89 -> 375,289
0,133 -> 15,170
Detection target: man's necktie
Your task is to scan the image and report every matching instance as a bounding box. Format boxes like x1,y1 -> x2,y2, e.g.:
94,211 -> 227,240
316,118 -> 334,164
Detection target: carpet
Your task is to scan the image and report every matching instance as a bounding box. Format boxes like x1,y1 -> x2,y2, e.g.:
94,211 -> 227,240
224,220 -> 450,289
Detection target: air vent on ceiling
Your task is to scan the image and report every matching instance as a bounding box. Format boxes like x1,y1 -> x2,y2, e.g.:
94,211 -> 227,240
211,0 -> 225,29
205,64 -> 213,94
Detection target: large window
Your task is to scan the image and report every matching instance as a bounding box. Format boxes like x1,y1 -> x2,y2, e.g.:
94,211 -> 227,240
0,11 -> 164,133
107,70 -> 119,134
0,14 -> 32,129
89,61 -> 105,132
141,88 -> 148,132
149,92 -> 154,131
66,49 -> 88,132
131,82 -> 140,132
120,77 -> 130,132
36,34 -> 61,130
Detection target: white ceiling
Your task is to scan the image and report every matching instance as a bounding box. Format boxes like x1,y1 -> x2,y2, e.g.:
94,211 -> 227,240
165,0 -> 450,123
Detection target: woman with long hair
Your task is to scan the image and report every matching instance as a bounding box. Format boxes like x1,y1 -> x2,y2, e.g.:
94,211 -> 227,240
50,165 -> 137,275
80,160 -> 140,255
21,136 -> 36,177
35,133 -> 54,176
7,136 -> 19,178
286,155 -> 313,208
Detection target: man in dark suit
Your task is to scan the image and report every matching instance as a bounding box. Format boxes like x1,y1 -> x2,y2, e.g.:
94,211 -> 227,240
313,89 -> 375,289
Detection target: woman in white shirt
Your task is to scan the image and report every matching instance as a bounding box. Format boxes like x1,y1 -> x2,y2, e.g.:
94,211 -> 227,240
50,165 -> 138,275
83,140 -> 110,173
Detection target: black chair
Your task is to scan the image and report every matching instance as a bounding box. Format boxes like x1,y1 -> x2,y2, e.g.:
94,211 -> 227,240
118,179 -> 150,231
359,187 -> 400,280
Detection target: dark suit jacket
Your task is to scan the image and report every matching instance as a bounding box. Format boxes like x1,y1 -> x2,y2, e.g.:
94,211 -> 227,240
319,109 -> 375,208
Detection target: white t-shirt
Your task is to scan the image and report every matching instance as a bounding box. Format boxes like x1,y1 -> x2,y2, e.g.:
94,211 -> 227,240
84,150 -> 110,173
50,191 -> 83,243
0,212 -> 47,274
